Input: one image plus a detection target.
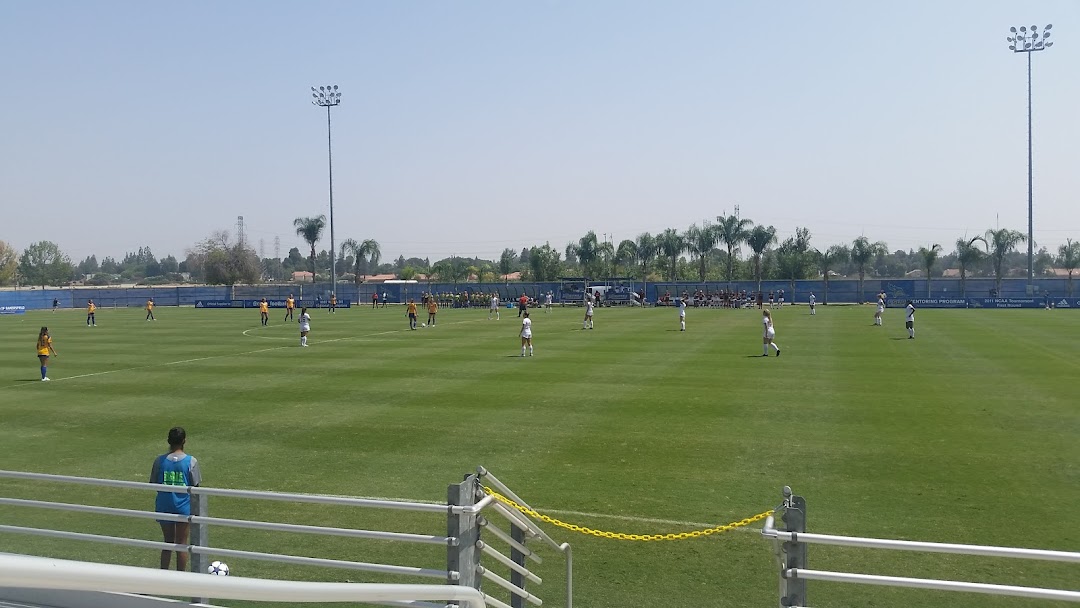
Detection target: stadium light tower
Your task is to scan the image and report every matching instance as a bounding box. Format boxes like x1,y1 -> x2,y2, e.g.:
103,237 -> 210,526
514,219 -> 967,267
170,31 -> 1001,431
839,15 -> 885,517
312,85 -> 342,298
1006,24 -> 1053,290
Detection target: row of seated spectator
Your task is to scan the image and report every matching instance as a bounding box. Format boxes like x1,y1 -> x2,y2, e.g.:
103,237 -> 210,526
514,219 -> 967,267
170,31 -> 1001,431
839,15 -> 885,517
656,289 -> 766,308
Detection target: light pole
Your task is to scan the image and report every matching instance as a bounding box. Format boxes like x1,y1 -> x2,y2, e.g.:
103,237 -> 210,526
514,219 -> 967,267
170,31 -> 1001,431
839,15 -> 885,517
312,85 -> 342,298
1007,24 -> 1053,290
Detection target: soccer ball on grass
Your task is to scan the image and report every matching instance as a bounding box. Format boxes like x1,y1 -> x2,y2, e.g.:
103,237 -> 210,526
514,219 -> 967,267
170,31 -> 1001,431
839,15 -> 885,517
420,323 -> 426,328
208,560 -> 230,576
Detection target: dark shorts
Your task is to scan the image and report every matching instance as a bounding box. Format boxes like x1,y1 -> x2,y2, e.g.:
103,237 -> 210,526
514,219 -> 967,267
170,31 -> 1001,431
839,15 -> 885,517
409,313 -> 417,319
905,321 -> 914,329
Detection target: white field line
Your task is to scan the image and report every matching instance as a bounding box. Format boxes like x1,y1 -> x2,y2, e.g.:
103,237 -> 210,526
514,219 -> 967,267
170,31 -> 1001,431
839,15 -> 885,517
3,319 -> 483,389
316,492 -> 735,530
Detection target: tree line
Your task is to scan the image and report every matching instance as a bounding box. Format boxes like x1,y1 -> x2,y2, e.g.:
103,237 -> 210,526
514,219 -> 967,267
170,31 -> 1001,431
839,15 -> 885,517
3,213 -> 1078,297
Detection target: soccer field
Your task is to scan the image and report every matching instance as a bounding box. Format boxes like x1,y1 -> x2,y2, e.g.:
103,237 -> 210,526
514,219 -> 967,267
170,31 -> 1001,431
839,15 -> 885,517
0,303 -> 1077,607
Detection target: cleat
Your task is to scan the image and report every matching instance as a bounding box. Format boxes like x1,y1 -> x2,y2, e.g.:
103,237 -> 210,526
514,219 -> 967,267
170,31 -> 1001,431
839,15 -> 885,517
42,377 -> 50,382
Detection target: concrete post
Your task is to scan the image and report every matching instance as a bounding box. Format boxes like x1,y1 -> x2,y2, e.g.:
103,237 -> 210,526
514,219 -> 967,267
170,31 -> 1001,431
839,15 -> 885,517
510,524 -> 527,608
189,491 -> 210,604
447,474 -> 481,603
779,488 -> 807,607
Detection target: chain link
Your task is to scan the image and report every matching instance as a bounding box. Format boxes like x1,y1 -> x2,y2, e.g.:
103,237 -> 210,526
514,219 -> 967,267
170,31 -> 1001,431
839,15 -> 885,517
482,486 -> 774,542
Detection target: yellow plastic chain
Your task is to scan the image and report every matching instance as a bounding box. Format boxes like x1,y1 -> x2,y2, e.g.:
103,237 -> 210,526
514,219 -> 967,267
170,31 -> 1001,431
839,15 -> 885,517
482,486 -> 774,541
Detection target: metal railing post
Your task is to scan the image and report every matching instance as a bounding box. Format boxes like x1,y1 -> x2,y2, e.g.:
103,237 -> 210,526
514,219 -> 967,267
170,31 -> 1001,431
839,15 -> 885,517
779,486 -> 807,607
190,491 -> 210,604
448,474 -> 481,603
510,523 -> 526,608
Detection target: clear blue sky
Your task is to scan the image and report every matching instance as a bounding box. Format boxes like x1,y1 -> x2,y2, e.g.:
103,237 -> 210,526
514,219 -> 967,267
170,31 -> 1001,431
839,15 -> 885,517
1,1 -> 1077,263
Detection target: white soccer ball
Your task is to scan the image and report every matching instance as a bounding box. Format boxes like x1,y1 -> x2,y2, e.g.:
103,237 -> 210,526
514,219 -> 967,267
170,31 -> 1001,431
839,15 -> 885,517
420,323 -> 426,328
208,561 -> 230,576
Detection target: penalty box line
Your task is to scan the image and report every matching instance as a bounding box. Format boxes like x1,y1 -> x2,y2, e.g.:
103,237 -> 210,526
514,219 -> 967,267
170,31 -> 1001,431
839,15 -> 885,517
2,319 -> 484,389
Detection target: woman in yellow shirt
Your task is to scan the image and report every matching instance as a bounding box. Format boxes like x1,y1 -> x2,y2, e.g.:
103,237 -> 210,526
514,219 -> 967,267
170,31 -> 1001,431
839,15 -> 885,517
259,298 -> 269,326
427,298 -> 438,326
284,295 -> 296,321
37,327 -> 58,382
86,300 -> 97,327
406,300 -> 418,330
145,298 -> 155,321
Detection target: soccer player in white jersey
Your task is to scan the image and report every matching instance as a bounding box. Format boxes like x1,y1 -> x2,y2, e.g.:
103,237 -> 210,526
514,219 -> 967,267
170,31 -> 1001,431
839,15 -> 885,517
808,292 -> 816,315
762,309 -> 780,356
905,300 -> 915,339
778,289 -> 785,307
874,293 -> 885,326
545,291 -> 553,313
520,311 -> 534,356
489,293 -> 500,320
678,298 -> 686,331
298,307 -> 311,347
583,299 -> 594,329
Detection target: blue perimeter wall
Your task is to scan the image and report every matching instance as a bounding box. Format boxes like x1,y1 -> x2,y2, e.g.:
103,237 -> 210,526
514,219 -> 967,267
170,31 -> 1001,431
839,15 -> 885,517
0,277 -> 1076,310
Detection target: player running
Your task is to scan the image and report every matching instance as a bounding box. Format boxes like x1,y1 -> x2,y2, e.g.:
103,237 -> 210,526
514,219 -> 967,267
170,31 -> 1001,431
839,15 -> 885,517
679,297 -> 687,331
489,293 -> 500,320
520,310 -> 534,357
583,298 -> 594,330
36,326 -> 57,382
284,294 -> 296,321
86,300 -> 97,327
905,300 -> 916,339
52,298 -> 59,313
299,307 -> 311,346
762,309 -> 781,357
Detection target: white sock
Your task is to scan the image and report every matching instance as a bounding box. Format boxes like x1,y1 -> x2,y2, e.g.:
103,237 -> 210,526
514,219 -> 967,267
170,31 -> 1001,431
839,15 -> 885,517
496,313 -> 500,320
771,343 -> 780,352
680,321 -> 685,330
529,346 -> 533,355
909,328 -> 914,338
763,345 -> 769,355
521,346 -> 526,356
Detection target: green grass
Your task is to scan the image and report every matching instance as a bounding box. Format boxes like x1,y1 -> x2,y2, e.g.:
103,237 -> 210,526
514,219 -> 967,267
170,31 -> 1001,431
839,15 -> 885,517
0,303 -> 1077,608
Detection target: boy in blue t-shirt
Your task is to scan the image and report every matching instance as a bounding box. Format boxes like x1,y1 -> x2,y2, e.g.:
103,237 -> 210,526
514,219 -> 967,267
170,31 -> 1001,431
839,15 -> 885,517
150,426 -> 202,571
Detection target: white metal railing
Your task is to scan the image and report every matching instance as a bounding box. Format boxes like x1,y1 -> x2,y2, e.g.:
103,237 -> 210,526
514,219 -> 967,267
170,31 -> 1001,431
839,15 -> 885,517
0,553 -> 487,607
0,468 -> 573,608
477,466 -> 573,608
761,490 -> 1080,606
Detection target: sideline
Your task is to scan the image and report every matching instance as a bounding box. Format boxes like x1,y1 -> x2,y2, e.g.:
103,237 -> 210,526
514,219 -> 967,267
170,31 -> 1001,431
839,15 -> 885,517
2,319 -> 483,389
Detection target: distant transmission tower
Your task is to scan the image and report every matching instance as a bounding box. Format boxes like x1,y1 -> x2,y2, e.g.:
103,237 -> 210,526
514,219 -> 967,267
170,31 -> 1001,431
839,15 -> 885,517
259,238 -> 265,259
236,216 -> 246,249
274,236 -> 281,260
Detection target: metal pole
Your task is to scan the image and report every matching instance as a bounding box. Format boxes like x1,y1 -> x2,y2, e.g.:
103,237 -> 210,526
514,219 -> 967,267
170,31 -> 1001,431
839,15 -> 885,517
327,104 -> 337,299
447,475 -> 481,604
779,487 -> 807,608
510,525 -> 526,608
1027,50 -> 1034,290
190,492 -> 210,605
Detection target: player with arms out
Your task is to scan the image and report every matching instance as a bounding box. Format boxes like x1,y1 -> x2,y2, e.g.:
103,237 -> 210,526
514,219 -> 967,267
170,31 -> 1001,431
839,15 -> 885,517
299,307 -> 311,346
520,310 -> 534,357
36,326 -> 57,381
905,300 -> 916,339
151,426 -> 201,571
488,293 -> 500,320
762,309 -> 781,357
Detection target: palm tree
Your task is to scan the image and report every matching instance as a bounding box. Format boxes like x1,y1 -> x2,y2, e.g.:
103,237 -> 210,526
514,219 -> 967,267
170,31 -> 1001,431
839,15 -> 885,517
745,225 -> 777,293
850,236 -> 887,303
985,228 -> 1026,294
597,240 -> 615,279
685,224 -> 718,282
399,266 -> 418,281
635,233 -> 656,280
715,214 -> 753,288
340,238 -> 382,284
570,232 -> 601,285
917,244 -> 942,298
955,236 -> 987,297
293,215 -> 326,281
814,245 -> 849,305
1058,239 -> 1080,296
614,240 -> 637,278
655,228 -> 685,282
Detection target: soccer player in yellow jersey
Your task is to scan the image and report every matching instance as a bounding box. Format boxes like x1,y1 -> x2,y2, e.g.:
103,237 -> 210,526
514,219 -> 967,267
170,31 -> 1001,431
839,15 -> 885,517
37,326 -> 58,381
259,298 -> 269,326
427,298 -> 438,326
406,299 -> 418,330
145,298 -> 155,321
284,294 -> 296,321
329,294 -> 337,314
86,300 -> 97,327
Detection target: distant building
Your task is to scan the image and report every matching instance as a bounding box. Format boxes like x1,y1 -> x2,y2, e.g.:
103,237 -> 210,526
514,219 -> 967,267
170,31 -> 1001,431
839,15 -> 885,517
291,271 -> 314,282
